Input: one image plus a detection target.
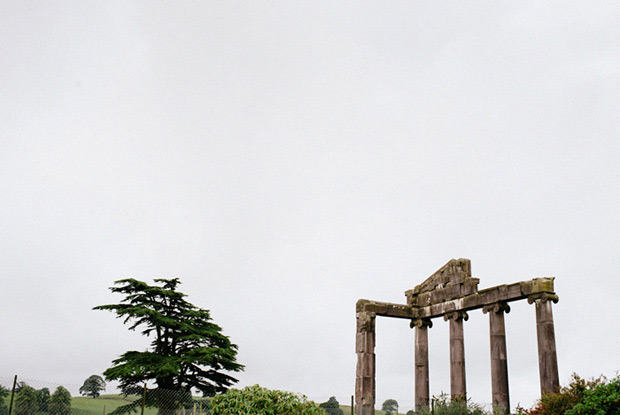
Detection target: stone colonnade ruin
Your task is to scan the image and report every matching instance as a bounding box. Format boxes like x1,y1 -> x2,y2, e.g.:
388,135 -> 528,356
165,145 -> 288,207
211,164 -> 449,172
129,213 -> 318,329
355,259 -> 559,415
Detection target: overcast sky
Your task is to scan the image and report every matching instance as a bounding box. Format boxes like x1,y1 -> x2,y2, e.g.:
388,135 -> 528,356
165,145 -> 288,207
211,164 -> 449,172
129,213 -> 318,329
2,1 -> 620,412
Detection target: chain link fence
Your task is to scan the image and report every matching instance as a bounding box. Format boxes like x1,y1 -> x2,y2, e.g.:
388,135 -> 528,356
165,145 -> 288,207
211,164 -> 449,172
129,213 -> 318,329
0,377 -> 211,415
1,377 -> 497,415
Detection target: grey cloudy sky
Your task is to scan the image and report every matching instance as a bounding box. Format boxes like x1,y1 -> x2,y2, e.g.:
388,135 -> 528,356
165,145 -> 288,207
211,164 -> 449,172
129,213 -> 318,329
2,1 -> 620,412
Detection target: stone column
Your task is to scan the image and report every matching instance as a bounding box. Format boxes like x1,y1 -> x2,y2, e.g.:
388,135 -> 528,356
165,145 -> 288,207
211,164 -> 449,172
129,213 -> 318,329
483,302 -> 510,414
529,294 -> 560,395
356,311 -> 376,415
411,318 -> 433,411
444,311 -> 468,400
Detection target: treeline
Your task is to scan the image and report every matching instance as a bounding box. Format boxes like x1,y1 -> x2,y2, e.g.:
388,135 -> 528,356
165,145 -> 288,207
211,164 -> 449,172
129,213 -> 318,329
0,383 -> 71,415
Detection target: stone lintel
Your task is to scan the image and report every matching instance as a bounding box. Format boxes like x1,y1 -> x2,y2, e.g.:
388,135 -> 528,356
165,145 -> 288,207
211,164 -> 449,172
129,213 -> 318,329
358,277 -> 556,320
357,299 -> 415,319
414,277 -> 556,320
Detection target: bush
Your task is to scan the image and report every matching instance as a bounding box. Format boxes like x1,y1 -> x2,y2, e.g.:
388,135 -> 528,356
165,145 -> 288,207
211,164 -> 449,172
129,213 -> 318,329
415,394 -> 487,415
565,375 -> 620,415
527,374 -> 606,415
210,385 -> 326,415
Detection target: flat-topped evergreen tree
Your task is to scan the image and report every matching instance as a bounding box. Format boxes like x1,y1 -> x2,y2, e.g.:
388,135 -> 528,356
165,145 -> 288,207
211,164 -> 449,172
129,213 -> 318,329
95,278 -> 243,415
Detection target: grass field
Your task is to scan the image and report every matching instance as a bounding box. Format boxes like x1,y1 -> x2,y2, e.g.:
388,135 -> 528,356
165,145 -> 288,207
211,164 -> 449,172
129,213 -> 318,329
71,395 -> 211,415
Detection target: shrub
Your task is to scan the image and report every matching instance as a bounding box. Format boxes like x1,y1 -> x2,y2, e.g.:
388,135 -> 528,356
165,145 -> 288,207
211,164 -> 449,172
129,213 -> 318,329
210,385 -> 326,415
565,375 -> 620,415
527,374 -> 606,415
414,394 -> 487,415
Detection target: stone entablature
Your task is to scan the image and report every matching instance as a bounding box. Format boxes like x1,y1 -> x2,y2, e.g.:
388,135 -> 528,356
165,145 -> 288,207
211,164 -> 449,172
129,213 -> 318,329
355,259 -> 560,415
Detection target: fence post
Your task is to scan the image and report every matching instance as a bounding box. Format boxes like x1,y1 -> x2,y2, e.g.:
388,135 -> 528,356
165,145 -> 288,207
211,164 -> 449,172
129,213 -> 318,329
103,405 -> 106,415
8,375 -> 17,415
141,384 -> 147,415
350,395 -> 354,415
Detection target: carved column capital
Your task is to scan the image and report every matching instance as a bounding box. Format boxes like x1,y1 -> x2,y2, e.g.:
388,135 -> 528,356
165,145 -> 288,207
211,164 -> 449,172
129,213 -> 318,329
483,302 -> 511,314
410,318 -> 433,329
527,292 -> 559,305
443,310 -> 469,322
356,311 -> 376,332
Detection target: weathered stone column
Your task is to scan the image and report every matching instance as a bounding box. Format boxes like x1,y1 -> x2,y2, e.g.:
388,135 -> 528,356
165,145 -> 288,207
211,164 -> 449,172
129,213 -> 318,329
411,318 -> 433,411
356,310 -> 376,415
529,294 -> 560,395
483,302 -> 510,414
444,311 -> 468,400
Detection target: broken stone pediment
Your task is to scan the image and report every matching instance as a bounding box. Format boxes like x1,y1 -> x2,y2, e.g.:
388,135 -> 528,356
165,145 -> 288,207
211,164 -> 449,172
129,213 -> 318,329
405,258 -> 480,307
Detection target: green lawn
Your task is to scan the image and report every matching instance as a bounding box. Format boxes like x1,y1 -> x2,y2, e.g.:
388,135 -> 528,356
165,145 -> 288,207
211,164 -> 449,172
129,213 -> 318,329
71,395 -> 213,415
72,395 -> 149,415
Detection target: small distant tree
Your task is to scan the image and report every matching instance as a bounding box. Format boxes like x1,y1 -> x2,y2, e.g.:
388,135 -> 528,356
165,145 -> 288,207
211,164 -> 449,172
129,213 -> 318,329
319,396 -> 343,415
382,399 -> 398,415
49,386 -> 71,415
79,375 -> 106,399
406,411 -> 414,415
35,388 -> 50,412
14,386 -> 37,415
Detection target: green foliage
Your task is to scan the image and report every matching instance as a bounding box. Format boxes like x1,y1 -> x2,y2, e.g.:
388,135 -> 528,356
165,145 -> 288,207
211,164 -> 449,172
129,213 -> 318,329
35,388 -> 50,412
406,411 -> 414,415
565,375 -> 620,415
15,386 -> 37,415
210,385 -> 326,415
319,396 -> 343,415
49,386 -> 71,415
79,376 -> 106,399
0,385 -> 9,415
527,374 -> 606,415
382,399 -> 398,415
416,394 -> 487,415
95,278 -> 243,414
